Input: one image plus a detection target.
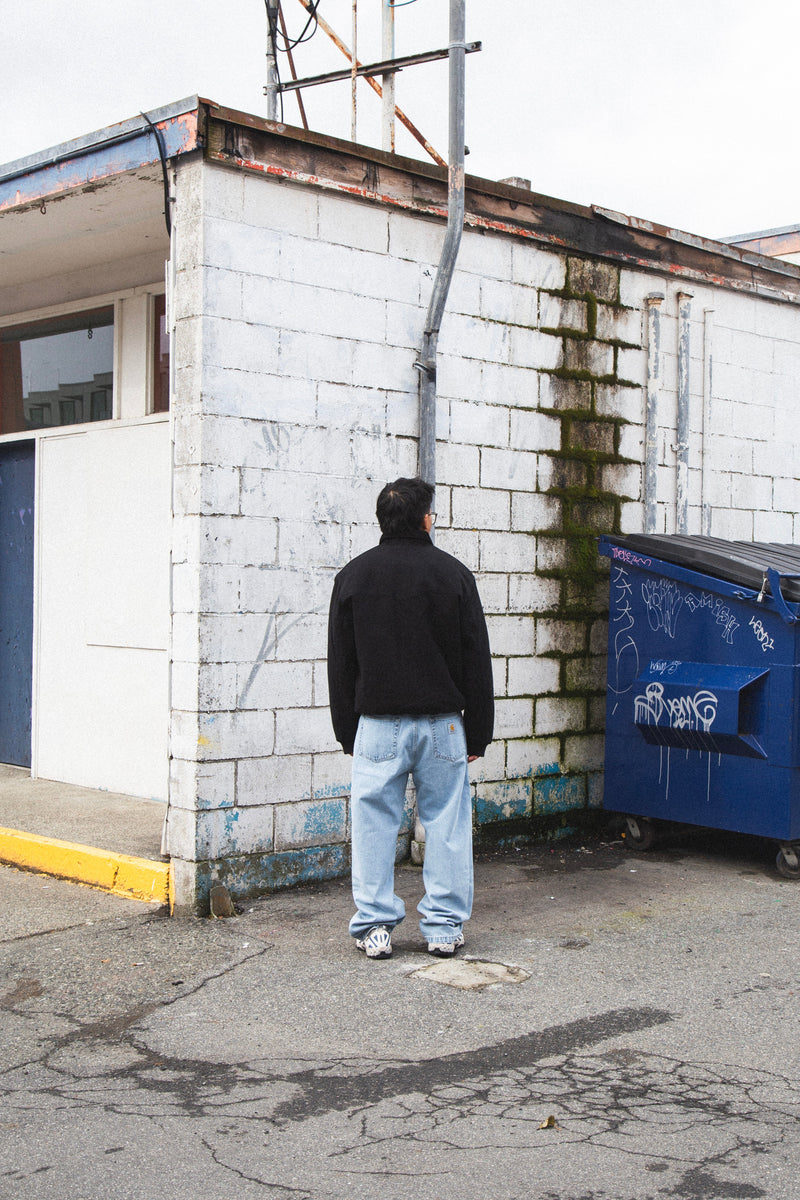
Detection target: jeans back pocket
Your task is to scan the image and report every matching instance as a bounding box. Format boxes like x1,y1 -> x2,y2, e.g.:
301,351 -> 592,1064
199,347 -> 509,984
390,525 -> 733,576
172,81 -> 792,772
431,714 -> 466,762
356,716 -> 400,762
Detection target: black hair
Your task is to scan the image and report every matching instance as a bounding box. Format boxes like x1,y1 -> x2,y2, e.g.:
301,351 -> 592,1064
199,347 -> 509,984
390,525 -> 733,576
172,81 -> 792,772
376,477 -> 435,536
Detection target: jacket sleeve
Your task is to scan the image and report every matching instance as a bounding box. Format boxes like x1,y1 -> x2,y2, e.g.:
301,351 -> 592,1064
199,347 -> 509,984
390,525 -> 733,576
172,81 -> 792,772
327,574 -> 359,754
460,574 -> 495,757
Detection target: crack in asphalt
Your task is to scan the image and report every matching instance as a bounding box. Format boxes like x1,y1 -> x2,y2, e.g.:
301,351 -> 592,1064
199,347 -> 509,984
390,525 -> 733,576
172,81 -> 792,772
3,996 -> 799,1198
267,1005 -> 674,1122
324,1048 -> 788,1199
200,1136 -> 313,1198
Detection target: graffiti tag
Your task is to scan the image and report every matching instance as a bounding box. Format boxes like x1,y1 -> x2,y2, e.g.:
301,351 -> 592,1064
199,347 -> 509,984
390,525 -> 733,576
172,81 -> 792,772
641,578 -> 684,639
684,591 -> 739,645
749,616 -> 774,654
610,547 -> 652,568
634,682 -> 719,733
649,660 -> 681,676
609,565 -> 639,701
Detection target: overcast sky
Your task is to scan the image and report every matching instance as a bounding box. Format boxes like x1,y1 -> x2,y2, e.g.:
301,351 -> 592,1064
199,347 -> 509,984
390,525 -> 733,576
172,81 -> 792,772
4,0 -> 799,242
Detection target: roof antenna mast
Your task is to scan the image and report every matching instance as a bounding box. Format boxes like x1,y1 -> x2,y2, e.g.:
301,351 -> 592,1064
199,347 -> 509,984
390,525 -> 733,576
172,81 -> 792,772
265,0 -> 280,120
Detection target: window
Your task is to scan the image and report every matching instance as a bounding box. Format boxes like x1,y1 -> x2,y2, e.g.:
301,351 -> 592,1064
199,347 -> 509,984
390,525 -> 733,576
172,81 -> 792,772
0,307 -> 114,435
59,398 -> 78,425
152,294 -> 170,414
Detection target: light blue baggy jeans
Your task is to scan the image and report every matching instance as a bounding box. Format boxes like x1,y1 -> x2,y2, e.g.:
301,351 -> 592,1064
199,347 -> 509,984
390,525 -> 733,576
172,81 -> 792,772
349,713 -> 473,945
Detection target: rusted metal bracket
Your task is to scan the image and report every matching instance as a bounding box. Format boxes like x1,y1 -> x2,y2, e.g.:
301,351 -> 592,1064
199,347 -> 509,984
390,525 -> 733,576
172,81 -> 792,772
278,42 -> 481,91
293,0 -> 449,167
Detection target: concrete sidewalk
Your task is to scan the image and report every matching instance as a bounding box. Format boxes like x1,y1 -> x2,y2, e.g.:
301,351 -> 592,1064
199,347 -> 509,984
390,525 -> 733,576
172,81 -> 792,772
0,764 -> 169,904
2,828 -> 800,1199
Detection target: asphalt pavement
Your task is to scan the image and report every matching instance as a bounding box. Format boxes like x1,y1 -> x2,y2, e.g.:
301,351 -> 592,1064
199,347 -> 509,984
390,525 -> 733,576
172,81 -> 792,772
2,827 -> 800,1200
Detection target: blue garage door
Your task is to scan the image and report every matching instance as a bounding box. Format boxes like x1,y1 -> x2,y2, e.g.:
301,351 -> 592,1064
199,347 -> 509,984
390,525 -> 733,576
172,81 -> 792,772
0,441 -> 35,766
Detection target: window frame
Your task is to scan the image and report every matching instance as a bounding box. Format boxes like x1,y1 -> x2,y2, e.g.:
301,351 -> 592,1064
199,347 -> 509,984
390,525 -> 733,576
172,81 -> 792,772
0,285 -> 168,445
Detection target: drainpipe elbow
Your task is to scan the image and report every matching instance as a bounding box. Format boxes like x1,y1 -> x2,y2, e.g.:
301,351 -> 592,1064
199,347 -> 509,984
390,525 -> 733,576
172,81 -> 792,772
414,360 -> 436,382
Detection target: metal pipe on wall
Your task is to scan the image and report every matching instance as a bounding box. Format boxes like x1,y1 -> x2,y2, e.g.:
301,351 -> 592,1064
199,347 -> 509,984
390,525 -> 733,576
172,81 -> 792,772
701,308 -> 714,535
415,0 -> 466,495
265,0 -> 280,120
381,0 -> 396,152
162,166 -> 178,858
676,291 -> 693,534
644,295 -> 664,533
350,0 -> 358,141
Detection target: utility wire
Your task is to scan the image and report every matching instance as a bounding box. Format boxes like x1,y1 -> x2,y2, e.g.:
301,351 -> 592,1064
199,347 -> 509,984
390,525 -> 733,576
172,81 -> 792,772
265,0 -> 322,122
279,4 -> 310,128
267,0 -> 321,51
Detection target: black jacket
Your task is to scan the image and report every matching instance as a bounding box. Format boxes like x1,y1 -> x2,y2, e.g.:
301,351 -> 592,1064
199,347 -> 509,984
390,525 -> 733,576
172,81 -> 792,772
327,530 -> 494,756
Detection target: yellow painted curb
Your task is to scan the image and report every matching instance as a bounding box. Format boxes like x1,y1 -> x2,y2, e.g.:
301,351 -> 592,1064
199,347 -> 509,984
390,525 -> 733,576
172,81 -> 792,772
0,826 -> 170,905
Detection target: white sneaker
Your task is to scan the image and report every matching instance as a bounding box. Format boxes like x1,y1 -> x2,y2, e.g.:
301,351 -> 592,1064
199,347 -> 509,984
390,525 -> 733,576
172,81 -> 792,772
355,925 -> 393,959
427,932 -> 465,957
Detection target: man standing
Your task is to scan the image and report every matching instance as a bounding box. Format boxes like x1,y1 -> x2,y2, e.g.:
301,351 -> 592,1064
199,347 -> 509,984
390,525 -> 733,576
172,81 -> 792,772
327,477 -> 494,960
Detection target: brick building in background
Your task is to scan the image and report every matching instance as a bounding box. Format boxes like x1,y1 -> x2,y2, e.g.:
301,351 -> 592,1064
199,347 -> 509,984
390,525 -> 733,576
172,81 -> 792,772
1,97 -> 799,913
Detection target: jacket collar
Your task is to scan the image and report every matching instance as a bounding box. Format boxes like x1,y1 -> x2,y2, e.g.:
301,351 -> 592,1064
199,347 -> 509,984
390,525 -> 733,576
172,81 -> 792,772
379,530 -> 432,546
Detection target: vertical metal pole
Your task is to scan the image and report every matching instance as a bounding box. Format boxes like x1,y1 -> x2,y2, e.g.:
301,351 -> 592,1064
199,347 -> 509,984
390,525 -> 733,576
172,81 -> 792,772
644,295 -> 663,533
412,0 -> 466,870
382,0 -> 396,153
293,0 -> 446,166
265,0 -> 280,121
676,292 -> 693,535
417,0 -> 466,491
351,0 -> 358,142
701,308 -> 714,536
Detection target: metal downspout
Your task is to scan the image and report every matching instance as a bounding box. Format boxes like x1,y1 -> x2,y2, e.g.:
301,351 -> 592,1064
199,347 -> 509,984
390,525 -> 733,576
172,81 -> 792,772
162,166 -> 178,864
701,308 -> 714,535
415,0 -> 466,491
644,295 -> 664,533
410,1 -> 466,869
676,292 -> 693,534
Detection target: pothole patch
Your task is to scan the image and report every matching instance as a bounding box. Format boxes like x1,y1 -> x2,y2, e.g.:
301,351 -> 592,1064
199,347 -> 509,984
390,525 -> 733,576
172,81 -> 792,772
411,958 -> 531,991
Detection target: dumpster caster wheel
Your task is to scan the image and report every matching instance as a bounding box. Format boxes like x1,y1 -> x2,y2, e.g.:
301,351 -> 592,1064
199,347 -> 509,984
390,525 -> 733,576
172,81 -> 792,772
624,816 -> 657,851
776,845 -> 800,880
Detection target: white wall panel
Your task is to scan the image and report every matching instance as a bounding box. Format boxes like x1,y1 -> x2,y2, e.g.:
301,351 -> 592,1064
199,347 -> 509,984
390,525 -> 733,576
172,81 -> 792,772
35,420 -> 170,799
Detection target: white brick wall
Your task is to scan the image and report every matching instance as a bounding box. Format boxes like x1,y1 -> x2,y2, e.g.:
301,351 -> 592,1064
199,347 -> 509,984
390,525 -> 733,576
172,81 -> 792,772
318,194 -> 389,253
481,277 -> 538,328
479,531 -> 537,574
508,574 -> 561,613
507,656 -> 560,696
451,399 -> 511,446
168,155 -> 800,899
452,486 -> 510,531
494,698 -> 535,739
481,447 -> 537,491
506,736 -> 561,776
486,615 -> 536,657
237,754 -> 312,806
480,362 -> 539,409
508,326 -> 563,371
510,409 -> 561,452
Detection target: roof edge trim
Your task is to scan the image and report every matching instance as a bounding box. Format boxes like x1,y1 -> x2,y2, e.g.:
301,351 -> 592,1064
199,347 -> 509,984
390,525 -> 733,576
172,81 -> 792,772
0,97 -> 202,184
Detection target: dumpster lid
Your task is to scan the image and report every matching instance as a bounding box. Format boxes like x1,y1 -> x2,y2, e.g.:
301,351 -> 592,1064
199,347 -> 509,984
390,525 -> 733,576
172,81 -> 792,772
605,535 -> 800,601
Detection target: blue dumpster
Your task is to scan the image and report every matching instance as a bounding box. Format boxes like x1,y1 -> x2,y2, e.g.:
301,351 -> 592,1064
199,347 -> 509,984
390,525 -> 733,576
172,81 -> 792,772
598,534 -> 800,878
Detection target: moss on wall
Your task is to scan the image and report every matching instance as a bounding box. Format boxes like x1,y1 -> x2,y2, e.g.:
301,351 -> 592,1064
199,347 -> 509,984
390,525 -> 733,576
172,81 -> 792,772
506,255 -> 643,830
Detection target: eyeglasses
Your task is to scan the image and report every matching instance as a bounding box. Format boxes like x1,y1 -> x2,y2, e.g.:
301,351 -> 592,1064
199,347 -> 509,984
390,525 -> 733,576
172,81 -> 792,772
428,512 -> 436,524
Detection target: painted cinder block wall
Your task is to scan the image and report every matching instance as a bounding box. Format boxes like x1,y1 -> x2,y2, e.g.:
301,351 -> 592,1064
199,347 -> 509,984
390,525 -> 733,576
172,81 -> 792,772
165,152 -> 800,912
